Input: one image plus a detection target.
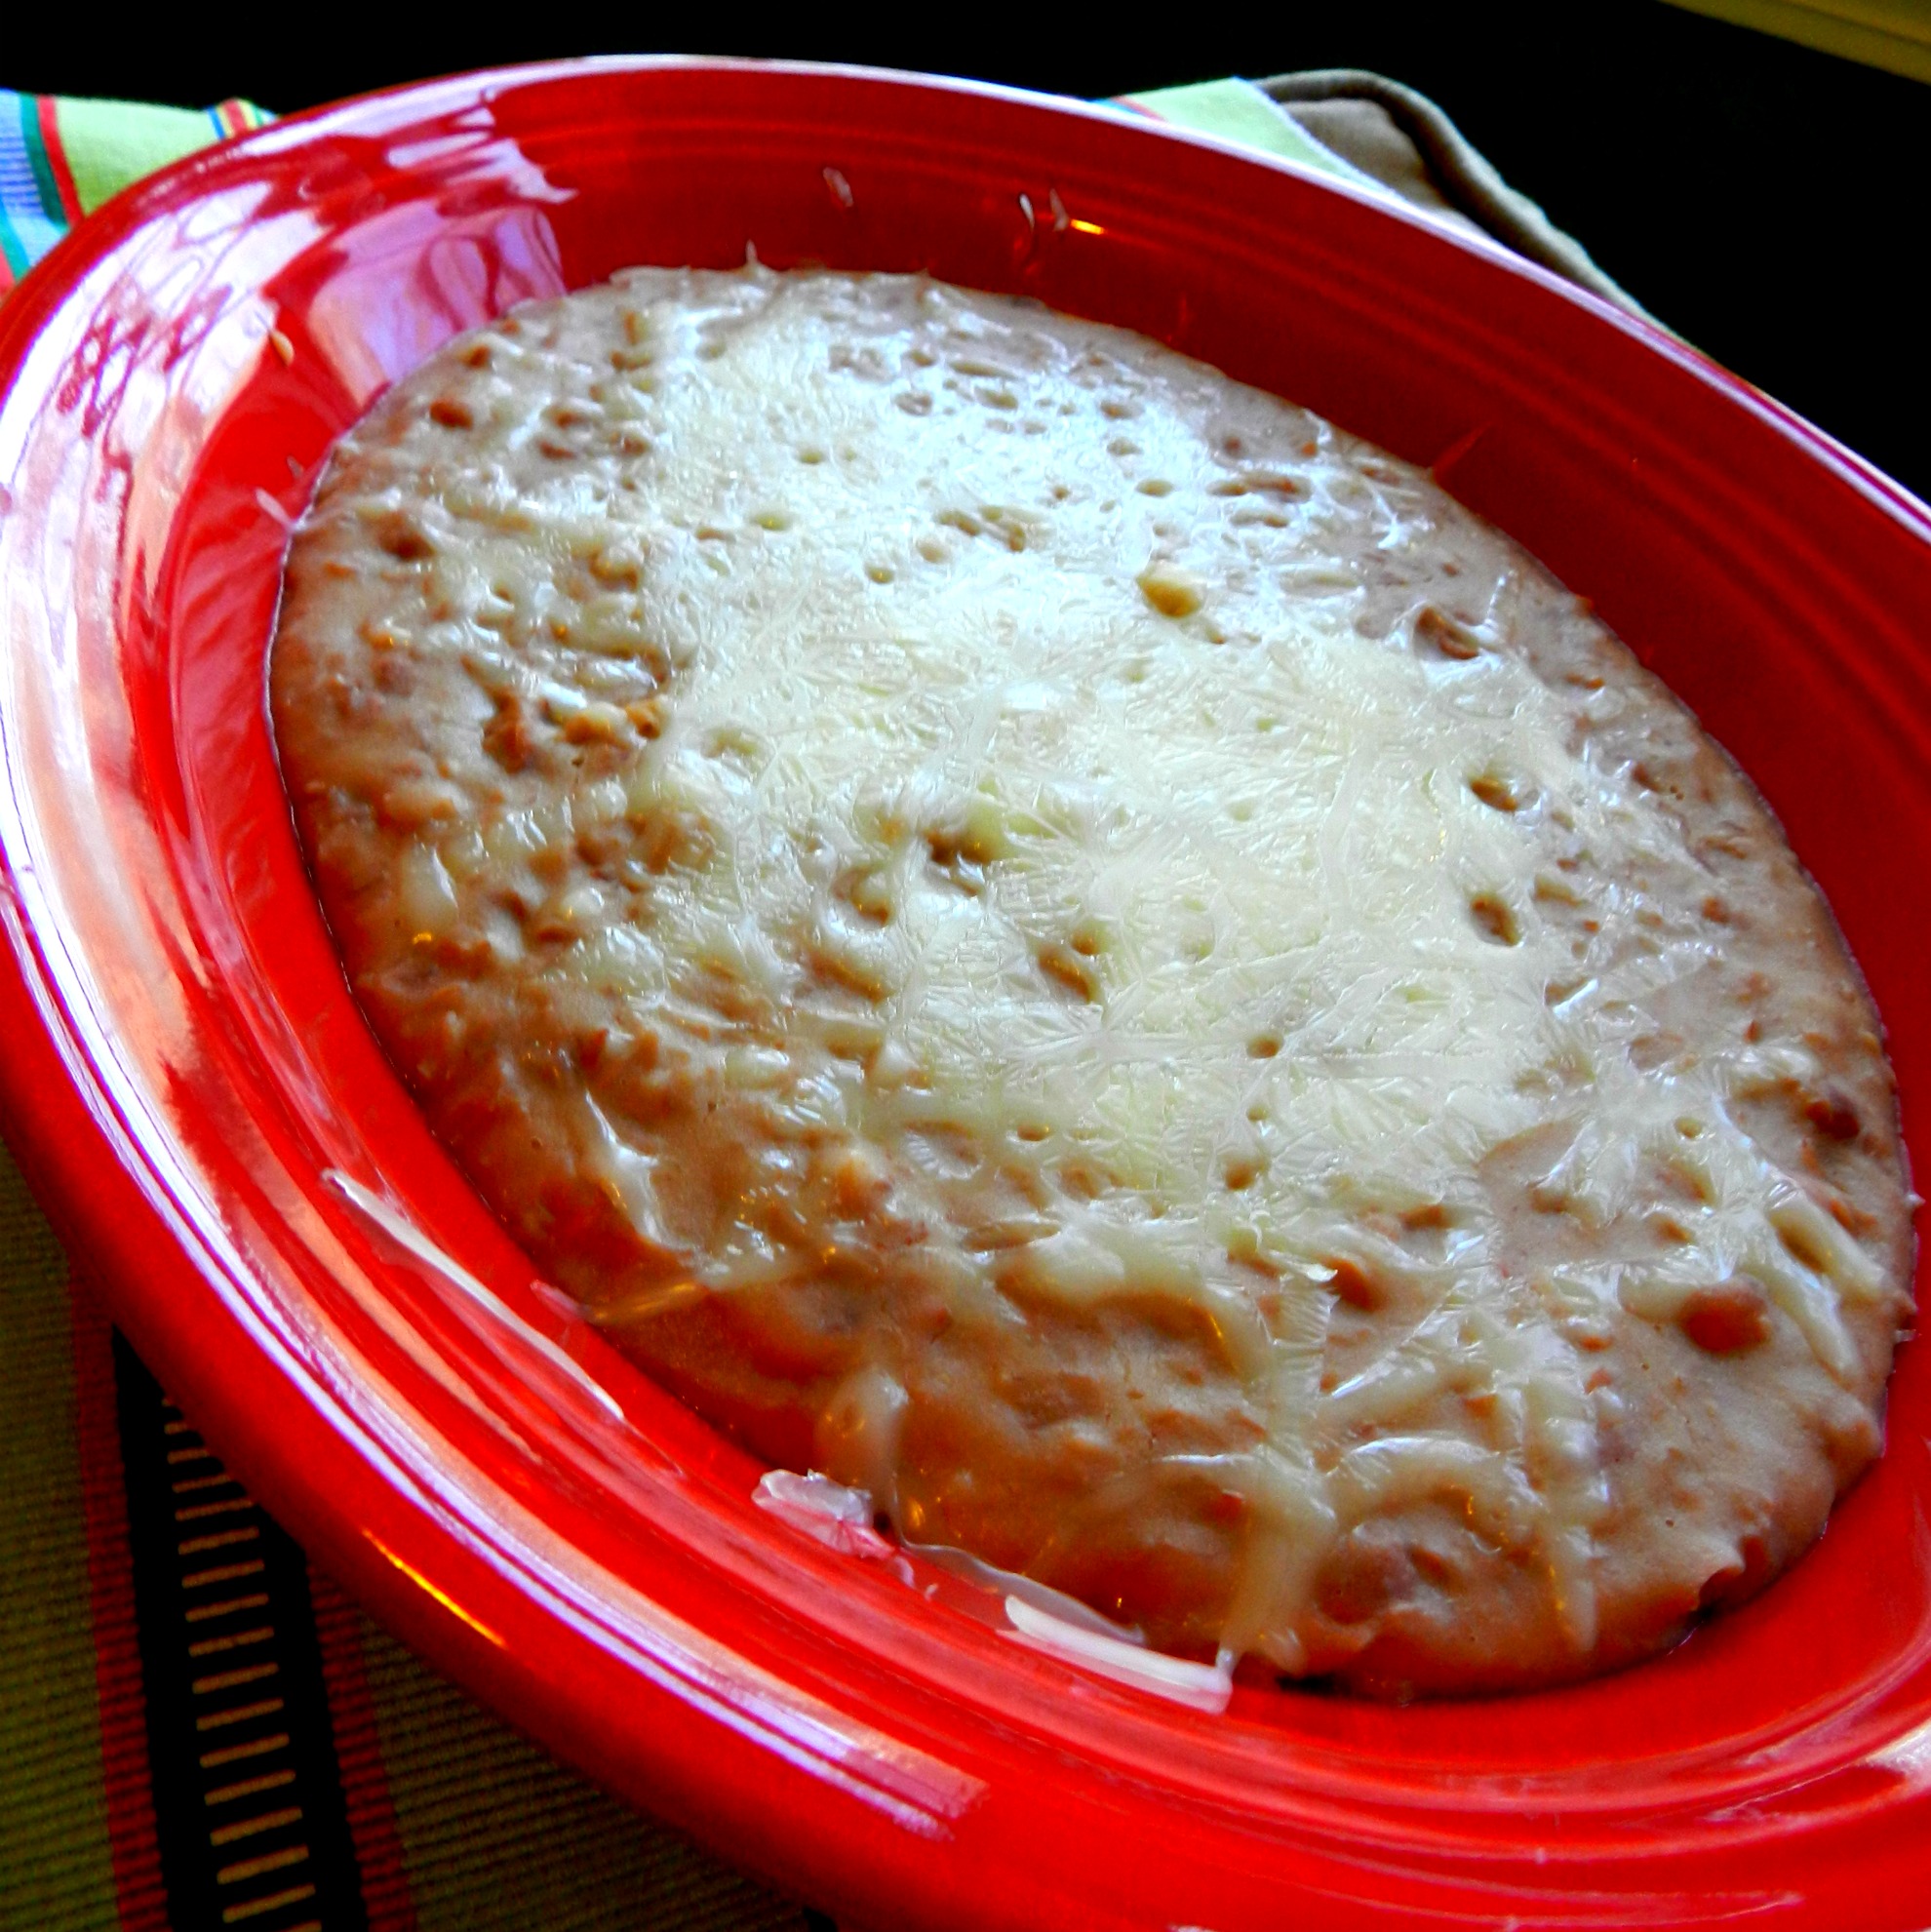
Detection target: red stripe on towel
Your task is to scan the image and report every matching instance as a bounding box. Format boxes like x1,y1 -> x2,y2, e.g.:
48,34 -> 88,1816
34,97 -> 84,224
70,1279 -> 171,1932
312,1568 -> 418,1931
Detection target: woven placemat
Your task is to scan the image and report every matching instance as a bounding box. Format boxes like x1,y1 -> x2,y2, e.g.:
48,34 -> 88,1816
0,73 -> 1630,1930
2,1138 -> 818,1932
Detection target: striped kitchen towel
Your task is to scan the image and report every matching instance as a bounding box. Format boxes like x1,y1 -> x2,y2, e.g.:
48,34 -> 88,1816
0,92 -> 270,294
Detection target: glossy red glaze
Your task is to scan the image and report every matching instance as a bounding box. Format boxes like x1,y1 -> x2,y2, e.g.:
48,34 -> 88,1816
3,59 -> 1930,1931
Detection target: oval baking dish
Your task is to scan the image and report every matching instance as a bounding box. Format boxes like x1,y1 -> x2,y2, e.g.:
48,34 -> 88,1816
3,59 -> 1929,1931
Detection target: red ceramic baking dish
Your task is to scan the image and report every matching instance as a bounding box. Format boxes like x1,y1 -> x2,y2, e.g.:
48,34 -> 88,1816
3,58 -> 1930,1931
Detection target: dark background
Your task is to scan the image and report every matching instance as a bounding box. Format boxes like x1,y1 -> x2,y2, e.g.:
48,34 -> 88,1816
10,2 -> 1925,497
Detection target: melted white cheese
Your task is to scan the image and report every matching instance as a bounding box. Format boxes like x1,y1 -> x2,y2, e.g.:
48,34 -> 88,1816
289,268 -> 1897,1669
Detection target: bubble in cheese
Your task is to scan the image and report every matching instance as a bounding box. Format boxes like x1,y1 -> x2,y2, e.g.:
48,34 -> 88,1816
271,268 -> 1913,1694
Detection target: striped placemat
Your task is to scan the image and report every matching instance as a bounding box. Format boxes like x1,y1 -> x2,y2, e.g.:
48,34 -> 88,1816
1,73 -> 1630,1930
3,1139 -> 819,1932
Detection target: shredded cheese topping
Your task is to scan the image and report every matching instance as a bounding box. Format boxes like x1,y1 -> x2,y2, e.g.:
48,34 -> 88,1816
277,268 -> 1903,1677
